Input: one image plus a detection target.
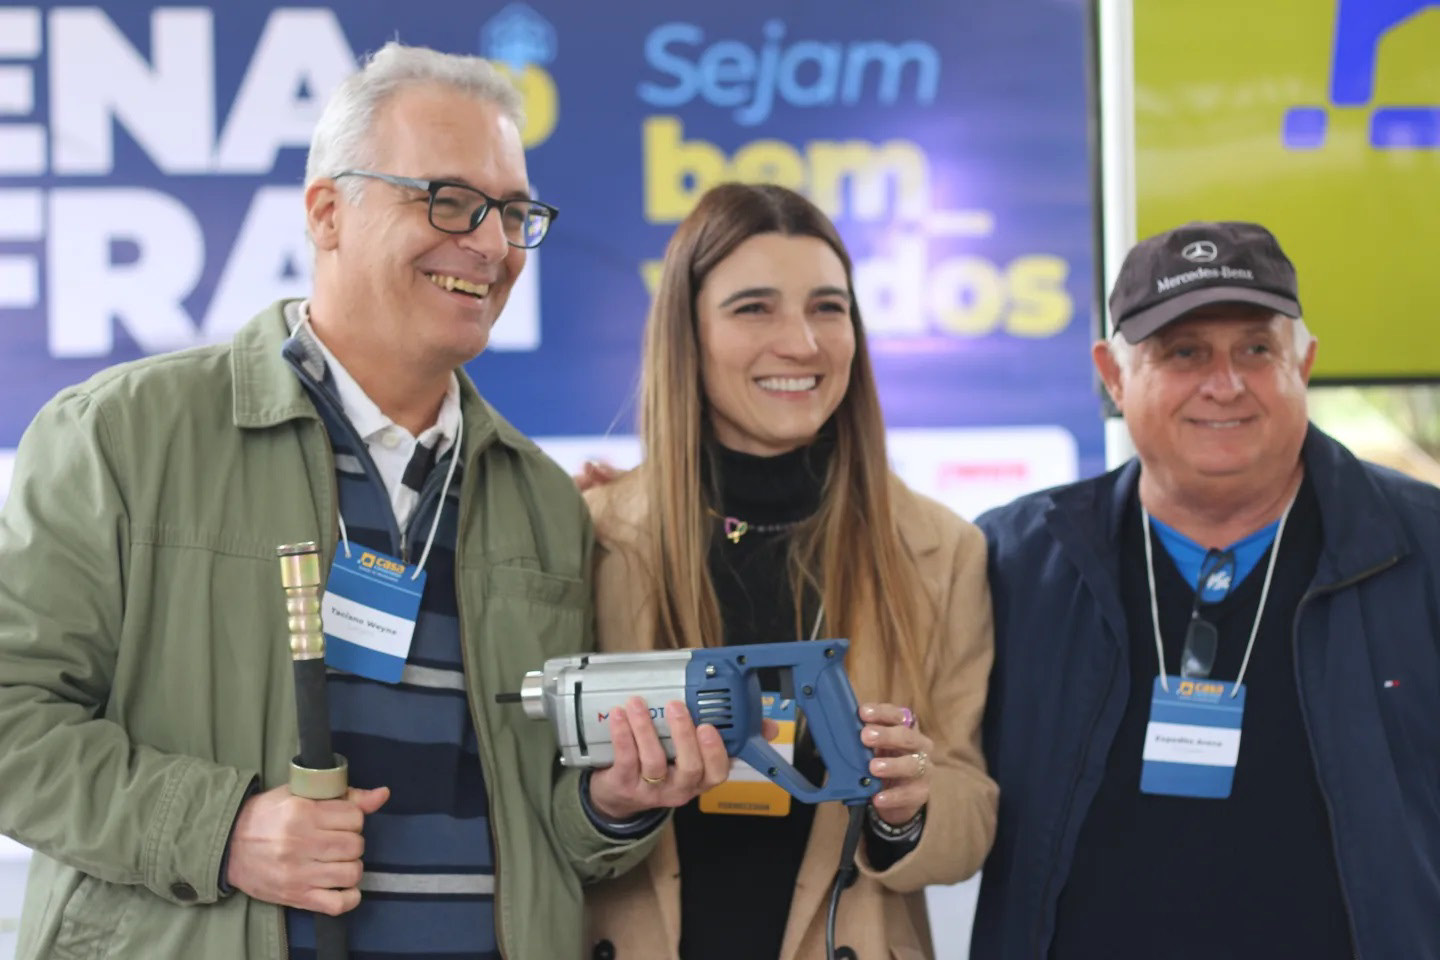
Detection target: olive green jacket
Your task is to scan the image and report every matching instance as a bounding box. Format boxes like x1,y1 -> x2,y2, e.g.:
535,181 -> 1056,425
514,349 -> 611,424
0,300 -> 654,959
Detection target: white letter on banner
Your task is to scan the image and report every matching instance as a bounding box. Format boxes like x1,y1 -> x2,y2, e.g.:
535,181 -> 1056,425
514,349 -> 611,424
214,9 -> 356,173
0,8 -> 46,175
47,188 -> 203,356
49,8 -> 214,174
203,186 -> 311,342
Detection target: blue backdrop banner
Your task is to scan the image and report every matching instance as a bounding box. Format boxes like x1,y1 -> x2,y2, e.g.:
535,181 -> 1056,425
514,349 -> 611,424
0,0 -> 1100,502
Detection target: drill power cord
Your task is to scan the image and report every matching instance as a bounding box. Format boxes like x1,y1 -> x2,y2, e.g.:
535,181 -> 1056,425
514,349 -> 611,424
826,804 -> 868,960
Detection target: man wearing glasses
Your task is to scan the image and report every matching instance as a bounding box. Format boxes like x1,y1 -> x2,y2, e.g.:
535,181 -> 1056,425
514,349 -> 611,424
970,221 -> 1440,960
0,42 -> 720,960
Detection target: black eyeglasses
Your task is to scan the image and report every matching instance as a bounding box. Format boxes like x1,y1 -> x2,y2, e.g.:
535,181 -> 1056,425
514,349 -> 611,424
1180,548 -> 1236,679
333,170 -> 559,249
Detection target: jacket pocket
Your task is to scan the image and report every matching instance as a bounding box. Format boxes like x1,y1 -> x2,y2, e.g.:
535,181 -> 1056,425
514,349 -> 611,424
50,874 -> 136,960
488,564 -> 587,608
485,565 -> 588,668
478,565 -> 589,698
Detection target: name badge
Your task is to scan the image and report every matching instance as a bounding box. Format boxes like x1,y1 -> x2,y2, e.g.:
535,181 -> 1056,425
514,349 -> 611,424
321,548 -> 425,683
699,694 -> 796,817
1140,676 -> 1246,799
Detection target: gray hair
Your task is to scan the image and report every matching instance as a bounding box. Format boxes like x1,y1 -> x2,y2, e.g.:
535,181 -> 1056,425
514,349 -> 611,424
1107,313 -> 1315,370
306,41 -> 525,203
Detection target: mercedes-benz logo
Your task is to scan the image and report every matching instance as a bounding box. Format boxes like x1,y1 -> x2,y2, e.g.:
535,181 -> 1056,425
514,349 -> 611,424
1182,241 -> 1218,263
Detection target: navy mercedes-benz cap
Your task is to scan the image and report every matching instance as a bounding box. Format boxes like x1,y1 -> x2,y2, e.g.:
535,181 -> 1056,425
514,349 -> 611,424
1108,221 -> 1302,343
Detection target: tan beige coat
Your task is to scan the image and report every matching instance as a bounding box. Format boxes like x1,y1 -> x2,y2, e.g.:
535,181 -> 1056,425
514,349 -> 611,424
582,471 -> 998,960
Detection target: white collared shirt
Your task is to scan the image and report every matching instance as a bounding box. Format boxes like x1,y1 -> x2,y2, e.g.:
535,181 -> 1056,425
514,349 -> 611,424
303,312 -> 461,530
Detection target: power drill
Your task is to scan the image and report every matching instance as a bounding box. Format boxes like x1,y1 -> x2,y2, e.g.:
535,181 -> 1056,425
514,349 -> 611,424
498,637 -> 886,958
497,637 -> 882,805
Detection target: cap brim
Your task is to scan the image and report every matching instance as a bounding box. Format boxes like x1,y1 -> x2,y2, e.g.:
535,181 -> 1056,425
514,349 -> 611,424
1118,286 -> 1301,343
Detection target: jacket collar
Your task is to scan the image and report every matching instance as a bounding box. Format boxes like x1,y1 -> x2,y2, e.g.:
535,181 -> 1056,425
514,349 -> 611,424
230,300 -> 317,429
1042,458 -> 1139,646
229,298 -> 531,457
894,476 -> 945,556
1041,424 -> 1408,607
1298,423 -> 1409,587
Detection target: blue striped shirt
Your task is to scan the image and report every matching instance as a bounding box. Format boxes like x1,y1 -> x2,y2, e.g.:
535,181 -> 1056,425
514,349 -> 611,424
282,330 -> 499,960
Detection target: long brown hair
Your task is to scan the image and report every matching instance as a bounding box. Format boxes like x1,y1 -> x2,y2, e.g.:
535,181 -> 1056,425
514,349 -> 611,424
637,183 -> 934,717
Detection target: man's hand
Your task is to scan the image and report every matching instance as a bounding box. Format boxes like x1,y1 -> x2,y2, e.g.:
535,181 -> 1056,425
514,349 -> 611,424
225,784 -> 390,915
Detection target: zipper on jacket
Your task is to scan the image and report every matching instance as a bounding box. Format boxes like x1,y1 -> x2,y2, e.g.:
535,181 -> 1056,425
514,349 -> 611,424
1290,554 -> 1399,960
1033,644 -> 1123,957
450,493 -> 510,959
457,589 -> 511,960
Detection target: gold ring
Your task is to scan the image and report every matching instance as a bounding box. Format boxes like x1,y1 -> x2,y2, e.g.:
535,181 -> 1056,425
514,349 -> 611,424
641,773 -> 665,785
913,752 -> 929,778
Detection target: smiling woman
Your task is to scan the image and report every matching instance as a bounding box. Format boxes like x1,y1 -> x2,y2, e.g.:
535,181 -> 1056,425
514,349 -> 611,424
580,183 -> 998,960
695,232 -> 856,458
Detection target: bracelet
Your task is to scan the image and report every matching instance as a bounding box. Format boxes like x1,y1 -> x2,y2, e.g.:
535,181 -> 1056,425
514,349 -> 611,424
580,770 -> 666,838
867,803 -> 925,842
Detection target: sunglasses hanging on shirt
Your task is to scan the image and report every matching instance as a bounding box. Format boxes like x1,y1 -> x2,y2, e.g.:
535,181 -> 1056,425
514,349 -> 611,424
1179,547 -> 1236,679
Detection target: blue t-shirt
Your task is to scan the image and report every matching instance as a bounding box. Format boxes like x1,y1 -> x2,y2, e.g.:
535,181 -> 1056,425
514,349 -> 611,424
1150,514 -> 1280,601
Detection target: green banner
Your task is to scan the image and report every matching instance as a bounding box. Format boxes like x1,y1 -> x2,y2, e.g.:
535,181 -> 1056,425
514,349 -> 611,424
1133,0 -> 1440,381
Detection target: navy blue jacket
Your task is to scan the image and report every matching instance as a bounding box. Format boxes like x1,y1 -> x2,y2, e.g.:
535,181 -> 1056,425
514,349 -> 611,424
971,426 -> 1440,960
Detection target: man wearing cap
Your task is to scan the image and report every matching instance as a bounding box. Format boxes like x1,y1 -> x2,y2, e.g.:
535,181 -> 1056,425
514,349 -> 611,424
967,221 -> 1440,959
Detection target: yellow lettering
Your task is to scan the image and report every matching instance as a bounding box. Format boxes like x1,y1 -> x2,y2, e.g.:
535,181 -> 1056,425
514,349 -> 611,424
808,140 -> 928,220
497,65 -> 559,148
1006,255 -> 1072,337
640,260 -> 664,298
643,116 -> 930,224
930,257 -> 1005,335
644,116 -> 727,222
731,139 -> 807,191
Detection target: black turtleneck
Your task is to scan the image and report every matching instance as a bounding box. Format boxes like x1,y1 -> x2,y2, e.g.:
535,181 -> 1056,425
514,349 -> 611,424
675,438 -> 910,960
701,440 -> 828,660
674,441 -> 825,960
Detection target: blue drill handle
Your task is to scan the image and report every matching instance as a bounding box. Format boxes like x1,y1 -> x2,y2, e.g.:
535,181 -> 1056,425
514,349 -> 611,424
686,638 -> 880,805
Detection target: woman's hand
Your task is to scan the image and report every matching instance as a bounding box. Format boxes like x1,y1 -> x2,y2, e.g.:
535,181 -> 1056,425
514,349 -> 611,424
858,702 -> 932,826
587,698 -> 731,820
573,459 -> 620,493
587,699 -> 782,821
